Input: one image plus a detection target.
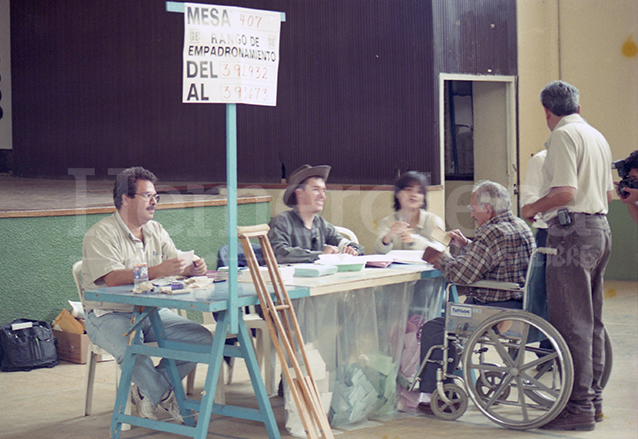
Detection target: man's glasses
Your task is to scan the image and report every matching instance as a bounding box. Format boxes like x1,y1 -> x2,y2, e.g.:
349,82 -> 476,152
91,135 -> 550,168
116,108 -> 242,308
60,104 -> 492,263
135,192 -> 160,203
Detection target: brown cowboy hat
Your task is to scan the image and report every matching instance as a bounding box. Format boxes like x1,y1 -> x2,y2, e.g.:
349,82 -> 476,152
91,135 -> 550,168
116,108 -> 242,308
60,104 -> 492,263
283,164 -> 331,207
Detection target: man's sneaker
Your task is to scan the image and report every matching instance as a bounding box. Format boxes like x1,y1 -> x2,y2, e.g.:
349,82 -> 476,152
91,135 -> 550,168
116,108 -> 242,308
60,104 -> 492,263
158,389 -> 184,423
540,407 -> 595,431
130,384 -> 158,420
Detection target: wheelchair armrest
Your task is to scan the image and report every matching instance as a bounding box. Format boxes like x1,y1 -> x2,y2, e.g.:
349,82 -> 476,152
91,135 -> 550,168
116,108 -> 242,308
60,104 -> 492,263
536,247 -> 557,256
463,280 -> 523,292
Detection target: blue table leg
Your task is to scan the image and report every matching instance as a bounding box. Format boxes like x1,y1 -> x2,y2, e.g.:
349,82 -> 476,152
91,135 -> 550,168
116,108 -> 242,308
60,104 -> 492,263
148,310 -> 196,427
233,311 -> 280,439
110,309 -> 145,439
191,310 -> 228,439
204,309 -> 281,439
107,306 -> 280,439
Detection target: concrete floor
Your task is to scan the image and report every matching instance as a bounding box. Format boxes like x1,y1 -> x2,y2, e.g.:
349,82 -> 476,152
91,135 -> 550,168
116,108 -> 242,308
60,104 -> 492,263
1,280 -> 636,439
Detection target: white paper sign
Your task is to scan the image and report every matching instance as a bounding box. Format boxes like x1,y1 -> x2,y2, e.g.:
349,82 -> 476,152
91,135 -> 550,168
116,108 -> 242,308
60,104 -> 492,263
182,3 -> 281,106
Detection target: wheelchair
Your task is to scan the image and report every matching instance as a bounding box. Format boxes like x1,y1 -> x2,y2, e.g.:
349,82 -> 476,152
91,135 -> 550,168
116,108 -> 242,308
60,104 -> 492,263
402,248 -> 613,430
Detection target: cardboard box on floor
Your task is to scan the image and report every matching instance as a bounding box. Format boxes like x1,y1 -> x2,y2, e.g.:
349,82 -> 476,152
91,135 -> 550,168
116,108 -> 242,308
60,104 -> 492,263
52,309 -> 113,364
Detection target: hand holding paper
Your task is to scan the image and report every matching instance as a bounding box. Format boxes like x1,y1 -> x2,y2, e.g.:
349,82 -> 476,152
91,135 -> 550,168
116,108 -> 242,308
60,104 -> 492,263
431,226 -> 452,246
447,229 -> 469,248
189,257 -> 207,276
177,250 -> 195,266
176,250 -> 207,276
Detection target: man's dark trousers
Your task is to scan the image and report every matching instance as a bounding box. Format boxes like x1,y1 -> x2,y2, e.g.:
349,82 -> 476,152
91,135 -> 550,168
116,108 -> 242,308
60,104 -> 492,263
546,214 -> 611,415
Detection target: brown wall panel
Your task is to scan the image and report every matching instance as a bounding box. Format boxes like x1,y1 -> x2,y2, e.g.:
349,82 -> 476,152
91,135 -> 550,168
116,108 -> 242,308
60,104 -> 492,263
432,0 -> 517,76
11,1 -> 515,186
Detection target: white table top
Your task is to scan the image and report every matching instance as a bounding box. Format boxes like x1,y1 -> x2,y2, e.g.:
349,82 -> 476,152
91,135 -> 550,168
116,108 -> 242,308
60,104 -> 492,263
285,264 -> 442,297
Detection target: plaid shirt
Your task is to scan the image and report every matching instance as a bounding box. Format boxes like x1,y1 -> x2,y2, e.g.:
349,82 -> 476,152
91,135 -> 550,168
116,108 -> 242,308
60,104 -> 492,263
438,211 -> 535,303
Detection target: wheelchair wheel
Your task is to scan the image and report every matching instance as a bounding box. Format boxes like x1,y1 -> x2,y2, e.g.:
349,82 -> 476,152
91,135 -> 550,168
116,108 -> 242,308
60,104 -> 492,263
475,370 -> 511,402
430,383 -> 468,420
601,328 -> 613,389
462,311 -> 573,430
518,327 -> 612,409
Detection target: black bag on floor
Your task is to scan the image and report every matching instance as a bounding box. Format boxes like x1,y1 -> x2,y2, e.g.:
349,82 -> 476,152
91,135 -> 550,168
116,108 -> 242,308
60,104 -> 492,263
0,319 -> 59,371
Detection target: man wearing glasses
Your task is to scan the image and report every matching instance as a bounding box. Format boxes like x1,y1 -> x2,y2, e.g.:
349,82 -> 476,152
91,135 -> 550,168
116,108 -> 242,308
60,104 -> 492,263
268,164 -> 364,263
81,166 -> 212,423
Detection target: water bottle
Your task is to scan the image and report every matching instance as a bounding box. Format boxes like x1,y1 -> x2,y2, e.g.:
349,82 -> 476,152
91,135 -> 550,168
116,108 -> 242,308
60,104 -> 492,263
133,245 -> 148,287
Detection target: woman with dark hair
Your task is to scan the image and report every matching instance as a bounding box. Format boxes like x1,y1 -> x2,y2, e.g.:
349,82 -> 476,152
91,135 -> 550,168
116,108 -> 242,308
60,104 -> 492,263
373,171 -> 445,254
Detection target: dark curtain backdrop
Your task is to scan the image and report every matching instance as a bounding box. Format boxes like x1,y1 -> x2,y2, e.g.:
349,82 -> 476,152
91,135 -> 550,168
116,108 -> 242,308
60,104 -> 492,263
11,0 -> 516,185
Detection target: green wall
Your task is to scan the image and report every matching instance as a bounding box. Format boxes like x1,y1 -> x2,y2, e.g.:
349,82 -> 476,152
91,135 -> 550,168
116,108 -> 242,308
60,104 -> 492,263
0,198 -> 634,327
606,200 -> 638,281
0,202 -> 271,326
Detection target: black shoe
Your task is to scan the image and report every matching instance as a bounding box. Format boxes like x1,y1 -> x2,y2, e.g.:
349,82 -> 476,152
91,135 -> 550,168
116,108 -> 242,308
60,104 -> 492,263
594,401 -> 604,422
277,377 -> 284,397
541,408 -> 595,431
417,402 -> 435,417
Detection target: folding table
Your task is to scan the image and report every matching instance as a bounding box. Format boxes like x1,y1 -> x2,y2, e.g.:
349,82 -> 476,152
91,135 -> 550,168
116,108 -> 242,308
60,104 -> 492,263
84,282 -> 308,439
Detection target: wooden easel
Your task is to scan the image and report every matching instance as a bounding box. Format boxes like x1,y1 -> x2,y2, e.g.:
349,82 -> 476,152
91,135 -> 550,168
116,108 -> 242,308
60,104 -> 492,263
237,224 -> 334,439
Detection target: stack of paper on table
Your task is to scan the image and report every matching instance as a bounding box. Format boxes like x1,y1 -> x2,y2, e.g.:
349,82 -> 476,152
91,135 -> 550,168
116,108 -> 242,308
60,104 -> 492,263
205,270 -> 229,281
238,265 -> 295,283
385,250 -> 427,264
385,244 -> 446,265
183,276 -> 214,289
293,264 -> 338,277
315,254 -> 366,272
358,255 -> 394,268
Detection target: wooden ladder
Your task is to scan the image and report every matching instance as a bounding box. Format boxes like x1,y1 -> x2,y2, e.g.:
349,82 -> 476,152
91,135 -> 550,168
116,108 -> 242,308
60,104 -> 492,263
237,224 -> 334,439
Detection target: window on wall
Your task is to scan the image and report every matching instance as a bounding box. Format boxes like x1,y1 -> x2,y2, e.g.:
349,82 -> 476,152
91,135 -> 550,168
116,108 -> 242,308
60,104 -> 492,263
444,81 -> 474,181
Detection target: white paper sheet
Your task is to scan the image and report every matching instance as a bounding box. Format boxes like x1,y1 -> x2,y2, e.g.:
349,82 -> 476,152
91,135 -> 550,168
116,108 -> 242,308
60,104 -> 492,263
177,250 -> 194,266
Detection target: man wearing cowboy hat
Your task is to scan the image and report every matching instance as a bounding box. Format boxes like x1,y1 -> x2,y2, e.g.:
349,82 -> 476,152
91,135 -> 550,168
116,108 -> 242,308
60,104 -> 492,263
268,164 -> 364,264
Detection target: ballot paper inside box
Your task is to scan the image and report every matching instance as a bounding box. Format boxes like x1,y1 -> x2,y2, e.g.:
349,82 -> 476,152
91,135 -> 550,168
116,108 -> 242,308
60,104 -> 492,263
363,352 -> 399,415
283,345 -> 332,438
328,352 -> 399,427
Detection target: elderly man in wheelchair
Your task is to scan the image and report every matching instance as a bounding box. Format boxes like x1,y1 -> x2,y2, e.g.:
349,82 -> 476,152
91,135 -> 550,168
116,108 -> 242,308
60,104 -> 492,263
408,180 -> 612,430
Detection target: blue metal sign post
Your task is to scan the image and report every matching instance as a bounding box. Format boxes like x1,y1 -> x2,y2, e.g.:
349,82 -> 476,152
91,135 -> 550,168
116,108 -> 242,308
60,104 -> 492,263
95,4 -> 289,438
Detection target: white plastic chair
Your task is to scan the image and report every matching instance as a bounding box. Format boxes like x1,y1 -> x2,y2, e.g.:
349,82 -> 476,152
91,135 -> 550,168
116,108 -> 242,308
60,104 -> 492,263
72,261 -> 131,430
182,310 -> 228,403
208,307 -> 276,395
244,308 -> 276,395
335,226 -> 359,244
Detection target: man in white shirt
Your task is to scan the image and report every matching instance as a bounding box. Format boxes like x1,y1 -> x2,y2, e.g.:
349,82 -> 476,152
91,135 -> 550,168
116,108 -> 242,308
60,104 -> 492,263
82,167 -> 213,422
522,81 -> 613,431
521,149 -> 549,246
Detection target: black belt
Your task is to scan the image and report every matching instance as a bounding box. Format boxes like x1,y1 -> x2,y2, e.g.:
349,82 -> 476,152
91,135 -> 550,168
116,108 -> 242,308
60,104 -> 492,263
547,212 -> 605,227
